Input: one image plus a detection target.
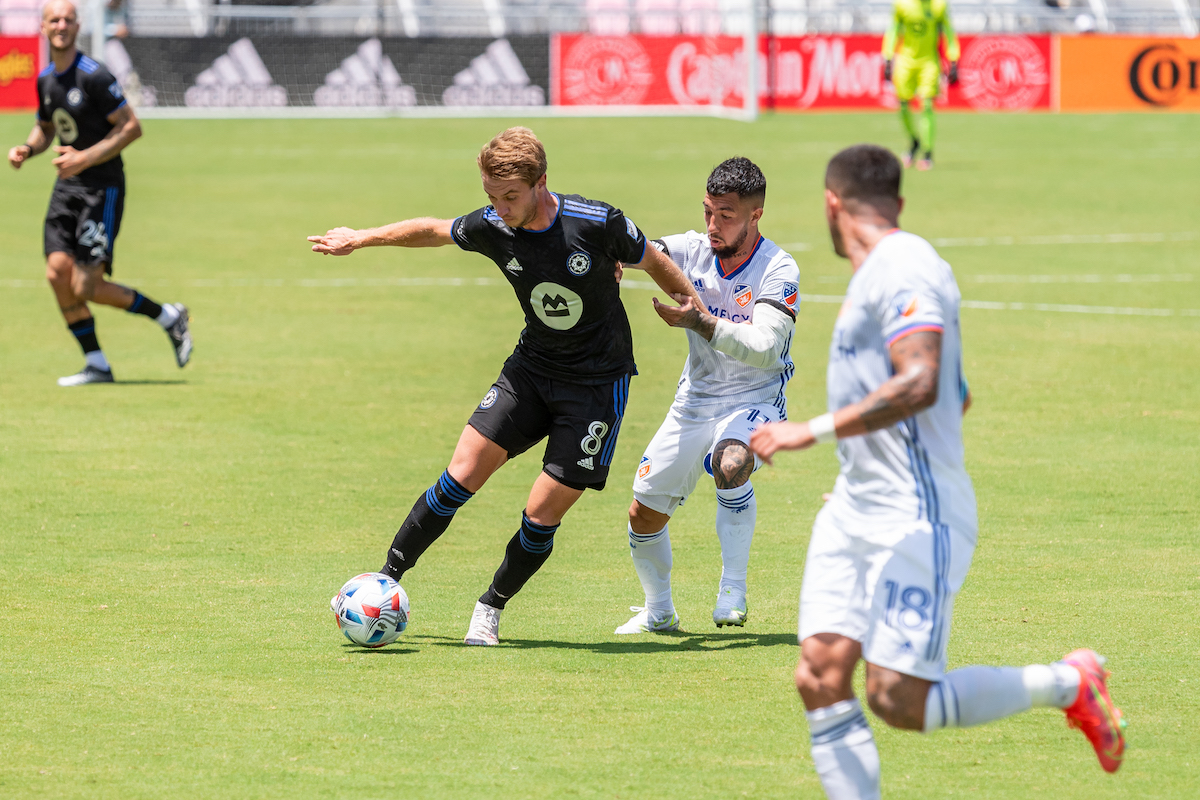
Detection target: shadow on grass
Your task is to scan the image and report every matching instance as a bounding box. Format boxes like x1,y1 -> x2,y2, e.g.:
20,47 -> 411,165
341,644 -> 420,655
406,632 -> 796,653
115,379 -> 189,385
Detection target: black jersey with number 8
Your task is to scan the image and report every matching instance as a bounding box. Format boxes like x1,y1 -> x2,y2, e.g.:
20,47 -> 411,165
452,193 -> 647,385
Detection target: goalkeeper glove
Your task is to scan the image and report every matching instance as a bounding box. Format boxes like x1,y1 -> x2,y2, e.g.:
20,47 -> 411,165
883,59 -> 893,81
948,61 -> 959,85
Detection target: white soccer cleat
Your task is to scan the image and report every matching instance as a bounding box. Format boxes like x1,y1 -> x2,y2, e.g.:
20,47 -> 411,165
713,586 -> 748,628
615,606 -> 680,634
57,365 -> 114,386
464,601 -> 502,646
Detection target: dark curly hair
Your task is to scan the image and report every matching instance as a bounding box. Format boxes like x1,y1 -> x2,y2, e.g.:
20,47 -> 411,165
706,157 -> 766,206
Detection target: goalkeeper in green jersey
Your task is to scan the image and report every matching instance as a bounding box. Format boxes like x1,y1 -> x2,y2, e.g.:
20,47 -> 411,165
882,0 -> 960,170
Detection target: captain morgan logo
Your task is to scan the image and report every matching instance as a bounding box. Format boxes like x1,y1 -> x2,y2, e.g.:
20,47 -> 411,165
0,49 -> 35,87
734,284 -> 753,308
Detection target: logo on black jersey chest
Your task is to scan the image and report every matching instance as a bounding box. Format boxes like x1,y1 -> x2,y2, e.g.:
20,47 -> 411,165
67,87 -> 83,107
567,251 -> 591,276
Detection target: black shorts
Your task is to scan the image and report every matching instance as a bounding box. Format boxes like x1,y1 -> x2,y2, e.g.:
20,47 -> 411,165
44,180 -> 124,273
469,359 -> 632,491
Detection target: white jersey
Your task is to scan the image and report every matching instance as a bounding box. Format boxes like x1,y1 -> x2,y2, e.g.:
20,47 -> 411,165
658,231 -> 800,411
824,230 -> 977,537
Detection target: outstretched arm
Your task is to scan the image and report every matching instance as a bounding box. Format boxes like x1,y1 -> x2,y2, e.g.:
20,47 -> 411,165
637,241 -> 704,308
308,217 -> 454,256
750,330 -> 941,462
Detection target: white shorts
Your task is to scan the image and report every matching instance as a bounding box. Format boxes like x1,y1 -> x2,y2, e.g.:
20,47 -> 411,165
632,401 -> 783,516
797,504 -> 977,681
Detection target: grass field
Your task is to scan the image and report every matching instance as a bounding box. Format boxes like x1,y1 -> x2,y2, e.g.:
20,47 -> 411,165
2,110 -> 1198,799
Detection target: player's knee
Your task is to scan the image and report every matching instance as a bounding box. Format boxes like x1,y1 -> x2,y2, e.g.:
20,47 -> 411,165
45,257 -> 73,287
628,499 -> 668,534
71,272 -> 98,301
711,439 -> 753,489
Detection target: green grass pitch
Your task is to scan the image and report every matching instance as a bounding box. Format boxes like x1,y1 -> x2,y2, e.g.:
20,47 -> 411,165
1,110 -> 1198,799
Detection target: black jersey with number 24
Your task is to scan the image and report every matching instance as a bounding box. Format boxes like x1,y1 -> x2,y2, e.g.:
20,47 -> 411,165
451,193 -> 647,385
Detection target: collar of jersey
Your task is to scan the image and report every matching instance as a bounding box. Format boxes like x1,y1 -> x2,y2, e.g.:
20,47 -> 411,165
519,193 -> 562,234
54,52 -> 81,77
714,235 -> 764,279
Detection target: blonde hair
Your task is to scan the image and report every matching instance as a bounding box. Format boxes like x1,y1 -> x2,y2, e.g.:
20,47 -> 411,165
477,127 -> 547,186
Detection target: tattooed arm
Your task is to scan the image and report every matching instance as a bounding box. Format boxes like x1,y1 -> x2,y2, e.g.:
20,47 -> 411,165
750,331 -> 941,461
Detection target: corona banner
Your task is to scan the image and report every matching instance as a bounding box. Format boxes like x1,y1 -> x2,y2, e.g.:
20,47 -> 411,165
0,36 -> 41,110
1059,36 -> 1200,112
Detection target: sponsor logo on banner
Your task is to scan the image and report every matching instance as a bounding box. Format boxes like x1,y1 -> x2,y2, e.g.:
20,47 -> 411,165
1129,43 -> 1200,106
0,46 -> 35,86
443,39 -> 544,106
560,36 -> 654,105
0,36 -> 41,111
1059,36 -> 1200,111
667,40 -> 747,106
315,39 -> 416,108
958,36 -> 1049,110
186,38 -> 287,107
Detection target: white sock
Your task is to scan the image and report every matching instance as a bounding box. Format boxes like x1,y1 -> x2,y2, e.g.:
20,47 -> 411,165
924,663 -> 1083,732
628,523 -> 674,619
715,482 -> 756,593
85,350 -> 110,371
807,698 -> 881,800
155,303 -> 180,329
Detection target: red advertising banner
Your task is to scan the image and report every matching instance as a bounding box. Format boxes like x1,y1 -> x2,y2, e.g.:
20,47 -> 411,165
552,34 -> 747,108
550,33 -> 1052,112
0,36 -> 41,110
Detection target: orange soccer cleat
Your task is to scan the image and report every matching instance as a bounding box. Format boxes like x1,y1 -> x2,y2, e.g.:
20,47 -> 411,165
1061,649 -> 1126,773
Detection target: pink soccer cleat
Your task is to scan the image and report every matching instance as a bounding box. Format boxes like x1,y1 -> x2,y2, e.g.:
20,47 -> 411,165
1061,648 -> 1126,773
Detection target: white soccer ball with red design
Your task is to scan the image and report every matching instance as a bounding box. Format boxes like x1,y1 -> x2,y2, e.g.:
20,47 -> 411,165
332,572 -> 409,648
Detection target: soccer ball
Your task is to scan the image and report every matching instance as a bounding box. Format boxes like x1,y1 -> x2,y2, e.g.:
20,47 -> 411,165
331,572 -> 409,648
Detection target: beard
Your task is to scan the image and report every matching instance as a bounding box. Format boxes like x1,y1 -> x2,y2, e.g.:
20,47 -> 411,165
712,226 -> 749,259
828,218 -> 847,258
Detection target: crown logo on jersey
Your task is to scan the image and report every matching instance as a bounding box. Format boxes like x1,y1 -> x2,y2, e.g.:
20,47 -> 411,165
505,258 -> 522,273
734,284 -> 753,308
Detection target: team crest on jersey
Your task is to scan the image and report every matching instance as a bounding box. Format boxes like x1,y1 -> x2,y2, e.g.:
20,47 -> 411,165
108,81 -> 123,99
734,283 -> 753,308
783,282 -> 798,309
66,87 -> 83,106
479,388 -> 498,409
567,251 -> 591,276
625,217 -> 638,240
894,291 -> 920,317
637,456 -> 652,479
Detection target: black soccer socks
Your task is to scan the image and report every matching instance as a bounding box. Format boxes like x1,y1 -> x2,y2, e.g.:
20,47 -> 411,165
479,513 -> 559,609
68,317 -> 101,354
381,470 -> 474,580
126,291 -> 164,321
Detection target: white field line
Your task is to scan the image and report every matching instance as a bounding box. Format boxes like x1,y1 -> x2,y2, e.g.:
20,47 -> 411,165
3,276 -> 1198,317
783,232 -> 1197,253
819,273 -> 1195,284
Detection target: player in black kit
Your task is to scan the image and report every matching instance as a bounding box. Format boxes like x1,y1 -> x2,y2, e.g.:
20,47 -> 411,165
7,0 -> 191,386
309,126 -> 702,645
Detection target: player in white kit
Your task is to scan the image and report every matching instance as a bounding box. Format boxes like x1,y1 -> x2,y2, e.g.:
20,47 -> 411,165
614,158 -> 800,634
750,145 -> 1125,798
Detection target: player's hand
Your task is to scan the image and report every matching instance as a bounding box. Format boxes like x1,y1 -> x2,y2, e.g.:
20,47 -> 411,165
614,261 -> 624,283
883,59 -> 893,82
51,146 -> 90,179
652,292 -> 705,330
749,421 -> 815,465
308,227 -> 359,256
948,61 -> 959,86
8,145 -> 29,170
